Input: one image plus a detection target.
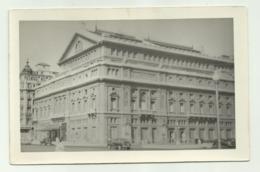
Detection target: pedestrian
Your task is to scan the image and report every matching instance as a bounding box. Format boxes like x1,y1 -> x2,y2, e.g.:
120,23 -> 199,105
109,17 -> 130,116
54,137 -> 64,151
170,133 -> 175,144
181,132 -> 186,144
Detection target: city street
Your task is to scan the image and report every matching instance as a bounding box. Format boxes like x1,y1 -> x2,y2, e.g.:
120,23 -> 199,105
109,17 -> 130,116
21,144 -> 108,152
21,142 -> 217,152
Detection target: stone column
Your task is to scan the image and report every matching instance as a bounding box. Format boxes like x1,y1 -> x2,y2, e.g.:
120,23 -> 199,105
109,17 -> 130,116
137,126 -> 141,144
175,127 -> 180,145
205,121 -> 209,141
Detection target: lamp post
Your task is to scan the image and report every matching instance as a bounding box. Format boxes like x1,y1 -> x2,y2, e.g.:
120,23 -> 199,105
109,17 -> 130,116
213,70 -> 221,149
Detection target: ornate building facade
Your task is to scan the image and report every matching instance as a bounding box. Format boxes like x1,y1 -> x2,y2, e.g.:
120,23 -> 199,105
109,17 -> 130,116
32,28 -> 235,148
20,61 -> 57,144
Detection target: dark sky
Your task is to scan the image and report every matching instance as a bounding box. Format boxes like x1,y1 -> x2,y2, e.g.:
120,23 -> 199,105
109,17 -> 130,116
20,19 -> 233,72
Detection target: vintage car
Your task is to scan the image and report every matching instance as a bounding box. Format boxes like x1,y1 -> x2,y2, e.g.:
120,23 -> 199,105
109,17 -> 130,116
40,137 -> 52,146
212,139 -> 236,148
107,138 -> 131,150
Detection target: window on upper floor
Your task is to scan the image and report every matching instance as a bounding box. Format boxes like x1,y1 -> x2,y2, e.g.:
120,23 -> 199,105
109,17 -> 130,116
71,102 -> 75,113
180,102 -> 185,113
190,102 -> 195,113
199,102 -> 204,114
209,103 -> 214,114
111,97 -> 117,110
169,101 -> 174,112
140,91 -> 147,110
110,93 -> 119,111
111,48 -> 116,55
151,99 -> 156,111
219,103 -> 223,114
91,96 -> 96,111
131,98 -> 137,111
226,103 -> 232,115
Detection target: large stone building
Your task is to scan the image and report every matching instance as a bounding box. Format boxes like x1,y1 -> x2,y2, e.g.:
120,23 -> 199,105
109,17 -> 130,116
32,28 -> 235,148
20,61 -> 57,144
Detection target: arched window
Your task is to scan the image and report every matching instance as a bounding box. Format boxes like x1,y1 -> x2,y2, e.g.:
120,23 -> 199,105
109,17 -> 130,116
71,102 -> 75,114
140,91 -> 147,110
169,101 -> 174,112
131,98 -> 137,111
83,98 -> 88,111
226,103 -> 232,115
110,92 -> 119,111
219,103 -> 223,114
78,101 -> 81,113
199,101 -> 204,114
91,94 -> 96,111
179,100 -> 185,113
151,99 -> 156,111
209,102 -> 214,114
190,101 -> 195,113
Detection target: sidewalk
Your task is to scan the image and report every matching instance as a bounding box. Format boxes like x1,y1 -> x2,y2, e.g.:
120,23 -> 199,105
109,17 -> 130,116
132,143 -> 213,150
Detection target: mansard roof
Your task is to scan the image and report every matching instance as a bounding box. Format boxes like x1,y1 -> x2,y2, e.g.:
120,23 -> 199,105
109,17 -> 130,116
144,38 -> 201,53
91,28 -> 142,43
58,28 -> 234,66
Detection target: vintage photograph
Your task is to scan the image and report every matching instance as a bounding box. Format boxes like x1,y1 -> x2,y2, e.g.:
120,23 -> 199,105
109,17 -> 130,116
9,7 -> 249,164
19,19 -> 235,152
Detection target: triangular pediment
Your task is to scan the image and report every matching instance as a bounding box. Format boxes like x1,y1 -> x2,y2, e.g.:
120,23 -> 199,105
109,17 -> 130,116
58,33 -> 98,65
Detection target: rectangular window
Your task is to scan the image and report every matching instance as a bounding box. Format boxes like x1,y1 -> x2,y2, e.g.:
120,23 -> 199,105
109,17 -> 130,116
200,103 -> 204,114
221,129 -> 226,139
226,104 -> 231,114
141,128 -> 148,142
141,99 -> 147,110
84,99 -> 87,111
131,98 -> 137,110
190,103 -> 194,113
110,126 -> 118,139
169,101 -> 174,112
226,129 -> 232,139
208,129 -> 215,140
180,102 -> 185,113
209,103 -> 214,114
199,129 -> 205,140
140,91 -> 147,110
189,128 -> 195,139
151,99 -> 156,111
111,97 -> 118,110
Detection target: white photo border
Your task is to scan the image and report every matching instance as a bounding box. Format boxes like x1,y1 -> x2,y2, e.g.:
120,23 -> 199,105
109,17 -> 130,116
9,7 -> 249,164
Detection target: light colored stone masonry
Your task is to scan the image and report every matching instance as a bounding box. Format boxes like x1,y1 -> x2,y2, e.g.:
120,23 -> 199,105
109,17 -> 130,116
32,30 -> 235,147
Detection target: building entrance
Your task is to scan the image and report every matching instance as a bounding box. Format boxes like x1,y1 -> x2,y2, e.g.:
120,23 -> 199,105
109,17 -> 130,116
49,129 -> 60,142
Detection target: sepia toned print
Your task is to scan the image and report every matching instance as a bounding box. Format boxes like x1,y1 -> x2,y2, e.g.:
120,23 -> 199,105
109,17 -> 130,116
19,19 -> 235,152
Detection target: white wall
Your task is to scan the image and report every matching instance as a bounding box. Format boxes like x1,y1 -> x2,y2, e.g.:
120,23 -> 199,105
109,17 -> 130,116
1,0 -> 260,172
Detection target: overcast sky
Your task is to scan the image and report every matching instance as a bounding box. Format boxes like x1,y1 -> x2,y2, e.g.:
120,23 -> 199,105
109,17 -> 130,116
20,19 -> 233,72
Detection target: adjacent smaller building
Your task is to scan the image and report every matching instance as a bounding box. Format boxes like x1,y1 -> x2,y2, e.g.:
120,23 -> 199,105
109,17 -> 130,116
20,60 -> 58,144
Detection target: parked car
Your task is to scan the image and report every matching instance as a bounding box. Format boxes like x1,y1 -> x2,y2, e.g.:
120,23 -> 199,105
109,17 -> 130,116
212,139 -> 236,148
40,137 -> 52,146
107,138 -> 131,150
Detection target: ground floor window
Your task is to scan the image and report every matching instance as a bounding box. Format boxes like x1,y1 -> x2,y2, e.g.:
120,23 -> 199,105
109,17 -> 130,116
226,129 -> 232,139
110,126 -> 118,139
189,128 -> 196,140
199,128 -> 205,140
141,127 -> 148,143
208,128 -> 215,140
221,129 -> 226,139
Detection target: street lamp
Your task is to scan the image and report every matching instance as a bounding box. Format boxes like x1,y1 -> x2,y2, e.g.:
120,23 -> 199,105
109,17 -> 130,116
213,70 -> 221,149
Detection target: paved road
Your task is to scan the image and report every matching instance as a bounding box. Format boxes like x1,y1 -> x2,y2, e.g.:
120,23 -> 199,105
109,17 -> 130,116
21,143 -> 222,152
21,145 -> 108,152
